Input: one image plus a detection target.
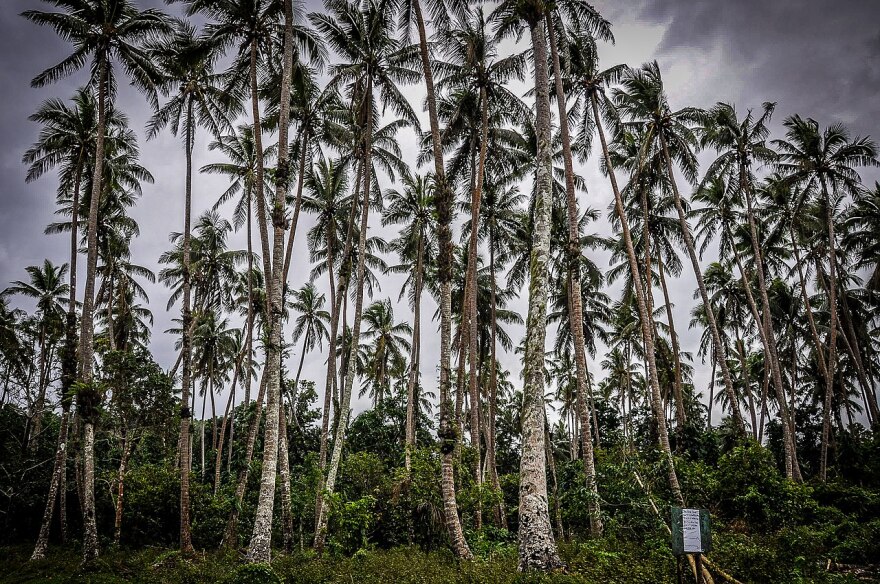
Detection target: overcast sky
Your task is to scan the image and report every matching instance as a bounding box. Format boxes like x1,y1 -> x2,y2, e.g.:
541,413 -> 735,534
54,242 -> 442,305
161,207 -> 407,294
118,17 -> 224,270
2,0 -> 879,426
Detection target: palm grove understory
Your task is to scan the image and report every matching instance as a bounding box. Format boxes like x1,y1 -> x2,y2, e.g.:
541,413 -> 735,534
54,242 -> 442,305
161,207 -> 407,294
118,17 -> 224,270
2,0 -> 880,578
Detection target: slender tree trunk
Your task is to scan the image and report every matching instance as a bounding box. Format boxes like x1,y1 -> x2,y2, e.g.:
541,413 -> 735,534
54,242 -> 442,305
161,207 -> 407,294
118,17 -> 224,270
404,234 -> 424,471
740,165 -> 800,477
546,15 -> 602,537
518,20 -> 565,572
113,433 -> 134,547
278,400 -> 295,552
247,0 -> 294,560
660,135 -> 745,434
245,190 -> 254,406
656,255 -> 686,427
283,134 -> 309,280
315,162 -> 362,533
215,363 -> 241,494
590,92 -> 684,505
314,84 -> 374,553
413,0 -> 471,559
30,409 -> 70,560
487,227 -> 505,528
79,56 -> 108,564
222,369 -> 268,548
819,177 -> 839,482
463,82 -> 489,530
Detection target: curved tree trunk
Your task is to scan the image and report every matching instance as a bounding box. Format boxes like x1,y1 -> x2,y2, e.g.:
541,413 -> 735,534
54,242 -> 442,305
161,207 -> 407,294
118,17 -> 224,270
590,92 -> 684,506
222,370 -> 268,549
413,0 -> 472,560
518,19 -> 565,573
740,164 -> 801,478
546,14 -> 602,537
659,135 -> 745,434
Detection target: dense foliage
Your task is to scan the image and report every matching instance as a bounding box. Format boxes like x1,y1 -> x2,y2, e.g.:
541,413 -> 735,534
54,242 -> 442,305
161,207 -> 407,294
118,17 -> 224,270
2,0 -> 880,581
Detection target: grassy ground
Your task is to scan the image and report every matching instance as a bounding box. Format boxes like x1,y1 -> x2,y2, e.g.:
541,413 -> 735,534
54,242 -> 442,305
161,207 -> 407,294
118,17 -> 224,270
0,538 -> 869,584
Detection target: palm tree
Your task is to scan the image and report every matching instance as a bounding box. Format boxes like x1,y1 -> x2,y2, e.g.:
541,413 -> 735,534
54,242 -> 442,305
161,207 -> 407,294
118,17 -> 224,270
382,174 -> 435,470
571,46 -> 684,505
774,115 -> 878,480
289,283 -> 330,410
309,0 -> 419,551
23,88 -> 127,559
435,9 -> 528,523
542,9 -> 612,538
146,20 -> 237,551
492,0 -> 565,569
4,260 -> 69,448
398,0 -> 472,554
22,0 -> 171,561
613,62 -> 747,437
359,299 -> 412,405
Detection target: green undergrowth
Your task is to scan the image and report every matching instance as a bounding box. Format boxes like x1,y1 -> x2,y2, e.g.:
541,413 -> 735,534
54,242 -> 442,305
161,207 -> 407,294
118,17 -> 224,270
0,536 -> 866,584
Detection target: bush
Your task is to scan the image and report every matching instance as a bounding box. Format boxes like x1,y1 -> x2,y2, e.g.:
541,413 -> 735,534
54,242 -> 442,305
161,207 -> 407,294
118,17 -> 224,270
227,563 -> 282,584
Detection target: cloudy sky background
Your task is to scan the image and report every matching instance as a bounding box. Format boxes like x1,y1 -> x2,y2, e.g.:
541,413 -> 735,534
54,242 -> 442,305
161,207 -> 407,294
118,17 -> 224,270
2,0 -> 879,426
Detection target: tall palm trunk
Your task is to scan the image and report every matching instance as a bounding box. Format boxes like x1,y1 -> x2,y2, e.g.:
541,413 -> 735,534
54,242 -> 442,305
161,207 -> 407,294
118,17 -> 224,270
486,226 -> 505,528
518,19 -> 564,572
404,232 -> 424,471
244,190 -> 254,406
545,15 -> 601,537
659,135 -> 745,434
278,396 -> 295,552
740,165 -> 801,478
314,84 -> 374,553
818,176 -> 839,482
283,134 -> 309,279
413,0 -> 471,560
315,163 -> 362,533
113,431 -> 134,546
590,92 -> 683,505
463,83 -> 488,529
79,57 -> 108,563
656,254 -> 686,428
248,0 -> 294,561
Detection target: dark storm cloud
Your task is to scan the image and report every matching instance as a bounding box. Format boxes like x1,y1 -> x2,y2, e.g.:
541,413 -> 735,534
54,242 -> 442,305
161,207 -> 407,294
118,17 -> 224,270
635,0 -> 880,136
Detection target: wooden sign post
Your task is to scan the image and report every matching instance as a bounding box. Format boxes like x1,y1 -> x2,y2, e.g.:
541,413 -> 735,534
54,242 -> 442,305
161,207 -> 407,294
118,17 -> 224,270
671,507 -> 711,583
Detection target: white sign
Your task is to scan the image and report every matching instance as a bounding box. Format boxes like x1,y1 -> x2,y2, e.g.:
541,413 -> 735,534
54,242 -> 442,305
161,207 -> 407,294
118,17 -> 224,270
682,508 -> 702,553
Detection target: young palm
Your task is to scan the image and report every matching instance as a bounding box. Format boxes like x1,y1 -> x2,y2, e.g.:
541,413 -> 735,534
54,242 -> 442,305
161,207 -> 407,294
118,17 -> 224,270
773,115 -> 879,480
382,174 -> 435,470
22,0 -> 171,560
359,299 -> 412,405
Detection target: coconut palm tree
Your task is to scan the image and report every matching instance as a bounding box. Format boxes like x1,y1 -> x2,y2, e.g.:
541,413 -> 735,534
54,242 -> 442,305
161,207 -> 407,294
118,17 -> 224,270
382,174 -> 435,469
23,88 -> 129,558
491,0 -> 566,568
309,0 -> 420,551
4,260 -> 69,448
146,21 -> 238,551
359,299 -> 412,406
22,0 -> 171,560
289,282 -> 330,411
774,115 -> 878,480
570,45 -> 684,506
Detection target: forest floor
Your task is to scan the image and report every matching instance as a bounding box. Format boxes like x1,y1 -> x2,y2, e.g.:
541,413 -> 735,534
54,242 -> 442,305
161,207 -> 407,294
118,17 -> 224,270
0,539 -> 873,584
